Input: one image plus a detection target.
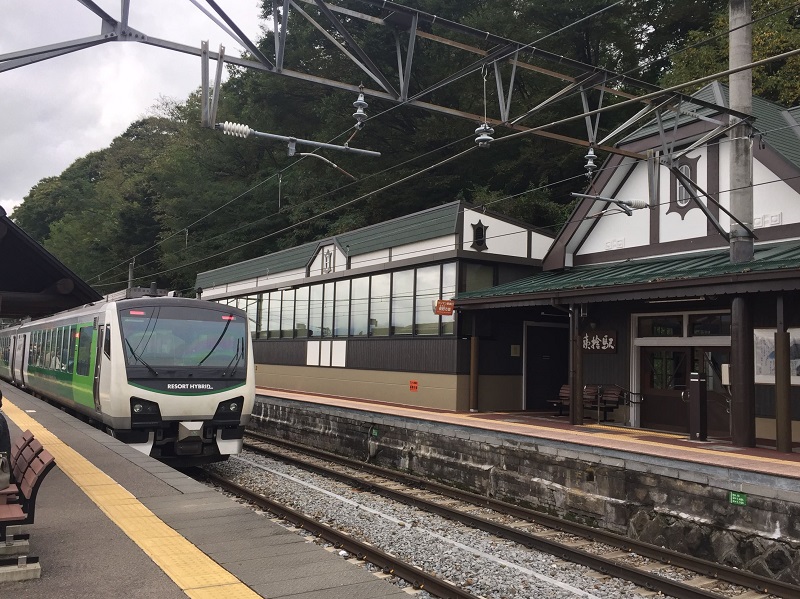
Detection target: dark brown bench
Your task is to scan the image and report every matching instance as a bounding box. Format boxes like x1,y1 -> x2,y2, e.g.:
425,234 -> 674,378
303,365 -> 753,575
585,385 -> 626,422
551,384 -> 600,416
1,431 -> 40,503
0,438 -> 56,543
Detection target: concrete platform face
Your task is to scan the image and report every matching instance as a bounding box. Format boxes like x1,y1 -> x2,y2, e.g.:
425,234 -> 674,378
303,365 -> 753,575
0,383 -> 405,598
252,389 -> 800,585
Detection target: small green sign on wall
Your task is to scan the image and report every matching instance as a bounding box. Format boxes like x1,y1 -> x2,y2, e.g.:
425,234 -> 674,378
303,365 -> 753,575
729,491 -> 747,506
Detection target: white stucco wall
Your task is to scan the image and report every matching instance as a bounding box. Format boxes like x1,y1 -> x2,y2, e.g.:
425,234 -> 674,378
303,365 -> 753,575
577,162 -> 651,255
462,209 -> 527,257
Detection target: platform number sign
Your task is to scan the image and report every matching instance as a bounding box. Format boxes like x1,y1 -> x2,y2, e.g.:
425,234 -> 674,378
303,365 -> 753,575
729,491 -> 747,506
409,380 -> 419,392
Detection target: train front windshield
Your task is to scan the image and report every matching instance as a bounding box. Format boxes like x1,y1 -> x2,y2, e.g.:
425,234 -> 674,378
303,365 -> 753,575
119,306 -> 247,372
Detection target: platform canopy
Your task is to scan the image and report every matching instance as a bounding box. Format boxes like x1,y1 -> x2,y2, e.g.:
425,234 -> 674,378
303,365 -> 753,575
0,207 -> 102,320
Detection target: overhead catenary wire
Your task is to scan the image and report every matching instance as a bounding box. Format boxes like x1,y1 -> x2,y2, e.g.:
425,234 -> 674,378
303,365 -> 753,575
90,3 -> 799,288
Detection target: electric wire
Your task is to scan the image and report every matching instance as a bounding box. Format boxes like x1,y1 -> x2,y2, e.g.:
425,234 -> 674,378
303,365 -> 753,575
88,2 -> 800,287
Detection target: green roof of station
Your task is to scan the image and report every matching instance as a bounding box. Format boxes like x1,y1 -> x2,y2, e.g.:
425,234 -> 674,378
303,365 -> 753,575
457,241 -> 800,303
196,201 -> 464,288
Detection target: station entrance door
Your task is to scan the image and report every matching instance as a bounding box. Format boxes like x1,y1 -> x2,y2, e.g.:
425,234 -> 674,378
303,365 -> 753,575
640,347 -> 731,437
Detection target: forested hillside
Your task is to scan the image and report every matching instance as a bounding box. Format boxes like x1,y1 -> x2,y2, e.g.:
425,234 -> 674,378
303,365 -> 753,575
13,0 -> 797,295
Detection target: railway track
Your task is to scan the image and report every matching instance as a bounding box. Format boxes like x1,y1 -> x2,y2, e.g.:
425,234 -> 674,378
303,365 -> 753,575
238,431 -> 796,599
202,468 -> 481,599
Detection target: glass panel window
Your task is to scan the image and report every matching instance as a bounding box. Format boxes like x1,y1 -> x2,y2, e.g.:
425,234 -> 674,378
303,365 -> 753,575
309,284 -> 323,337
461,263 -> 494,292
441,262 -> 456,335
638,315 -> 682,337
246,295 -> 258,339
67,325 -> 77,371
350,277 -> 369,336
60,326 -> 70,369
689,313 -> 731,337
677,164 -> 692,207
322,282 -> 334,337
334,280 -> 350,337
415,265 -> 440,335
295,287 -> 310,337
391,270 -> 413,335
268,291 -> 281,338
258,294 -> 270,339
281,289 -> 295,337
76,326 -> 93,376
369,273 -> 390,336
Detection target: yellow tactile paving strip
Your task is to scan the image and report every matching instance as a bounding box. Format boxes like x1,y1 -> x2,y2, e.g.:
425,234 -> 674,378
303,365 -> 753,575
3,399 -> 261,599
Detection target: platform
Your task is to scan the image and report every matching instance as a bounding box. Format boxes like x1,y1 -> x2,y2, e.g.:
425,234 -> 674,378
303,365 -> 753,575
0,382 -> 409,598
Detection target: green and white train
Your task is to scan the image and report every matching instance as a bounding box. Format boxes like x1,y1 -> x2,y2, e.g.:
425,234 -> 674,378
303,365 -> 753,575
0,297 -> 255,465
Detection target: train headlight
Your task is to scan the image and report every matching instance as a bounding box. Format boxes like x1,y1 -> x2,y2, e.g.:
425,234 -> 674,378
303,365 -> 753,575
214,397 -> 243,424
130,398 -> 162,427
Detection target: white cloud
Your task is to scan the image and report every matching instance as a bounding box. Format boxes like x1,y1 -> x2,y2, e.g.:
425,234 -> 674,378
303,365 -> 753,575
0,0 -> 264,216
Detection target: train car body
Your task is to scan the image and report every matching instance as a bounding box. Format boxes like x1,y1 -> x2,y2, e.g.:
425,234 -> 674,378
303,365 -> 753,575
0,297 -> 255,465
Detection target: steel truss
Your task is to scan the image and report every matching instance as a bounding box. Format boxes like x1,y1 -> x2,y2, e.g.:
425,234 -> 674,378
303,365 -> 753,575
3,0 -> 757,162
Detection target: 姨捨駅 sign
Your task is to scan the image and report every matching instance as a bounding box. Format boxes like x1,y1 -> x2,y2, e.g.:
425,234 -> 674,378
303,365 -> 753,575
582,330 -> 617,353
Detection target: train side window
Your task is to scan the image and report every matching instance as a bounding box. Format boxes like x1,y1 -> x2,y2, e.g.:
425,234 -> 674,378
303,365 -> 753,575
67,325 -> 77,372
60,326 -> 70,370
76,326 -> 94,376
104,326 -> 111,359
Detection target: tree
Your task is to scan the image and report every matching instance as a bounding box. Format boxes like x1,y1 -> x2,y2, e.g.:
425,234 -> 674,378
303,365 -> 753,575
661,0 -> 800,105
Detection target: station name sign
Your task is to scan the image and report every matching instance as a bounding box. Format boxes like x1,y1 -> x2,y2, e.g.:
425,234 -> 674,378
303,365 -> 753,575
582,330 -> 617,354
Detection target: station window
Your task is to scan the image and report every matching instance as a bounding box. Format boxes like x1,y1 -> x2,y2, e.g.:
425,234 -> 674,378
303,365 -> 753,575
295,287 -> 310,337
688,313 -> 731,337
638,315 -> 683,337
369,273 -> 390,336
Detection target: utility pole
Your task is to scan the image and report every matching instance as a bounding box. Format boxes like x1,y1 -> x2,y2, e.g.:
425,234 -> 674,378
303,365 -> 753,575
728,0 -> 756,448
729,0 -> 753,264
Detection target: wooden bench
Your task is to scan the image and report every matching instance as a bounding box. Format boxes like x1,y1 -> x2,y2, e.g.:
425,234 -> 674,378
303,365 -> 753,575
551,384 -> 600,416
585,385 -> 627,422
0,438 -> 56,543
1,432 -> 41,503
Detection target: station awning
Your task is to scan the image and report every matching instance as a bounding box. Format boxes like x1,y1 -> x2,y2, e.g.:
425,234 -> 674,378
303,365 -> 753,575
0,207 -> 102,319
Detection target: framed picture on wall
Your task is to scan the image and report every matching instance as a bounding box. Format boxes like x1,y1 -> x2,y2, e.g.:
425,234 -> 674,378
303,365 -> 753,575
754,328 -> 800,385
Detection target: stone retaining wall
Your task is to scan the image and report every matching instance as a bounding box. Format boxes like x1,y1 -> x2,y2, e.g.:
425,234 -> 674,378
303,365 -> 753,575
251,397 -> 800,584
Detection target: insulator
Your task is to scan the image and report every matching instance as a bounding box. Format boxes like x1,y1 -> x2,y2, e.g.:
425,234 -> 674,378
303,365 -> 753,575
474,123 -> 494,148
584,147 -> 597,176
222,121 -> 251,138
352,92 -> 368,126
625,198 -> 649,209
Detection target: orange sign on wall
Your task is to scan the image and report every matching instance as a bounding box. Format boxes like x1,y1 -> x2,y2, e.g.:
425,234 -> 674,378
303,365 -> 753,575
409,380 -> 419,392
433,299 -> 455,315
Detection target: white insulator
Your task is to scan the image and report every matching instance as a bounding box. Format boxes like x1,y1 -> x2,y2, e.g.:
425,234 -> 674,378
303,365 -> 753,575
475,123 -> 494,148
222,121 -> 251,138
624,198 -> 650,209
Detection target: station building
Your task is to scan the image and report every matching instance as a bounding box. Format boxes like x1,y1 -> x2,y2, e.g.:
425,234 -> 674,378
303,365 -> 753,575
195,201 -> 554,410
458,83 -> 800,448
198,83 -> 800,450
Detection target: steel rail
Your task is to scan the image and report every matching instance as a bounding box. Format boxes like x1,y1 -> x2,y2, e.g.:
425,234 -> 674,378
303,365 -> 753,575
245,431 -> 798,599
202,470 -> 481,599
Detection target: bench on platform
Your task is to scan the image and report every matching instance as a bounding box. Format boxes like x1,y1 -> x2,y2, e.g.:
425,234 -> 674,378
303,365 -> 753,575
584,385 -> 627,422
550,384 -> 600,416
0,435 -> 56,543
1,432 -> 42,504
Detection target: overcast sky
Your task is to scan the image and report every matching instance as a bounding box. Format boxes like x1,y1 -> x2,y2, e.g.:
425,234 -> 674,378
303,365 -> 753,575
0,0 -> 265,216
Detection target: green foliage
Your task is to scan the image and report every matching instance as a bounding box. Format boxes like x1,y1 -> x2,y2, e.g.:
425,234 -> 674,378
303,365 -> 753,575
662,0 -> 800,105
13,0 -> 798,297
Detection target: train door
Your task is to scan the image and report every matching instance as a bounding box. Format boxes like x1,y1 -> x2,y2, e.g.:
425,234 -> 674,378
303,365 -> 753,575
12,333 -> 28,387
92,324 -> 105,412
